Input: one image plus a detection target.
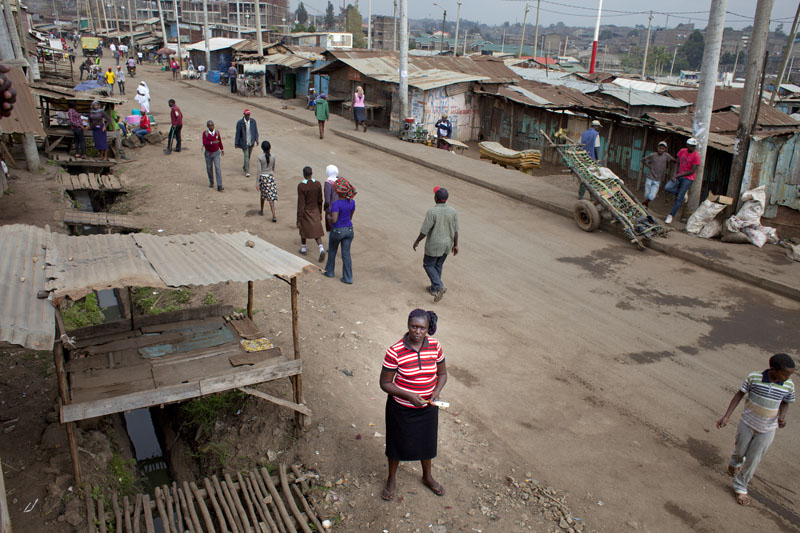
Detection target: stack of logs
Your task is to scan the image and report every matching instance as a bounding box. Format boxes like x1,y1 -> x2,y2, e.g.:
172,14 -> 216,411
86,464 -> 327,532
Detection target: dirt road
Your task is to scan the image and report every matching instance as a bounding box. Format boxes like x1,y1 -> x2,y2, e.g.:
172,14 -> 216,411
106,64 -> 800,532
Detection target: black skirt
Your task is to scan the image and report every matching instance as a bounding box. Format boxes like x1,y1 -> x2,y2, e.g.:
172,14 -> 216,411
353,106 -> 367,123
385,397 -> 438,461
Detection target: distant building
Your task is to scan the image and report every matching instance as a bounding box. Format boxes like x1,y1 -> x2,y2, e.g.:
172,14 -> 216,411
372,15 -> 397,51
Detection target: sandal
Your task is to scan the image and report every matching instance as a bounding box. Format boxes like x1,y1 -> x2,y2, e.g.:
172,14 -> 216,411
381,486 -> 395,501
736,493 -> 750,506
423,479 -> 445,497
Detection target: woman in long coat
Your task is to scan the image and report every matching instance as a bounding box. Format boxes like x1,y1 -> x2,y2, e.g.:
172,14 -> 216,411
296,166 -> 326,262
88,101 -> 111,160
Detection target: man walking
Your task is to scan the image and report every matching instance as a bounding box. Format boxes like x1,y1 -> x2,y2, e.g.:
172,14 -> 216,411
413,187 -> 459,303
578,119 -> 602,198
664,137 -> 701,224
104,68 -> 116,95
234,109 -> 259,177
115,65 -> 126,95
202,120 -> 224,191
315,94 -> 329,139
165,99 -> 183,155
641,141 -> 675,208
228,63 -> 238,94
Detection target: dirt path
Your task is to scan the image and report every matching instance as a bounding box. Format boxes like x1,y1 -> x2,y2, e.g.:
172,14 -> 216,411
3,57 -> 799,532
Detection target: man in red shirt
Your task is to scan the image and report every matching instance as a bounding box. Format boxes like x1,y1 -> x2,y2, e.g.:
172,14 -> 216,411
664,137 -> 701,224
202,120 -> 224,191
165,99 -> 182,154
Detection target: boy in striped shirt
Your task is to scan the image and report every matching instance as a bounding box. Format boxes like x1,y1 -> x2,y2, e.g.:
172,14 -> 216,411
716,353 -> 795,506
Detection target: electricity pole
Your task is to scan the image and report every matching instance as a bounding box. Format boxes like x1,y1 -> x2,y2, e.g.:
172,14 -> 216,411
367,0 -> 372,49
726,0 -> 774,206
453,0 -> 461,56
686,0 -> 727,214
533,0 -> 540,59
769,2 -> 800,106
399,0 -> 408,123
202,0 -> 211,71
157,0 -> 168,47
254,0 -> 263,56
173,0 -> 182,68
641,11 -> 652,79
237,0 -> 241,38
440,9 -> 446,53
393,0 -> 397,51
113,1 -> 120,31
518,3 -> 529,59
589,0 -> 603,73
128,0 -> 135,51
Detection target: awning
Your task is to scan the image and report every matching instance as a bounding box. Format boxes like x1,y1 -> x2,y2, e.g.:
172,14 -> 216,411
0,225 -> 319,350
0,67 -> 46,136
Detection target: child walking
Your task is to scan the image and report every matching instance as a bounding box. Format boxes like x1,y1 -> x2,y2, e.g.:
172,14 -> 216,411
716,353 -> 795,506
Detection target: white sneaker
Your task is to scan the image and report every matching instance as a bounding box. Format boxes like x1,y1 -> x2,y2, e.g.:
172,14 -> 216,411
246,173 -> 251,177
665,215 -> 673,224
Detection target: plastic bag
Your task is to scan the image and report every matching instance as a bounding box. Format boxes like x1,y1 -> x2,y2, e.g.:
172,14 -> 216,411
686,199 -> 726,234
722,186 -> 772,247
736,186 -> 766,223
698,219 -> 723,239
743,227 -> 768,248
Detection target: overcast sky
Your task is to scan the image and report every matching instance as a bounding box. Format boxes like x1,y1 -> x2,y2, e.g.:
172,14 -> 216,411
294,0 -> 797,31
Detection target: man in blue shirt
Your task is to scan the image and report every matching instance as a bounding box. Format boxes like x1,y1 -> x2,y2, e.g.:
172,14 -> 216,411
578,119 -> 602,198
435,114 -> 452,150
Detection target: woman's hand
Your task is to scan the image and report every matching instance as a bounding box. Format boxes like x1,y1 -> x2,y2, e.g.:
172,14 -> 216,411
408,394 -> 428,408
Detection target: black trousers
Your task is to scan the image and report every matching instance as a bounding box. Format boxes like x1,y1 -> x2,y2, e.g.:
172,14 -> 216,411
167,125 -> 182,152
71,127 -> 86,156
230,78 -> 237,93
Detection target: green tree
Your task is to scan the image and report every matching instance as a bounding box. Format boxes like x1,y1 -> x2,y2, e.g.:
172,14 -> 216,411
292,23 -> 306,32
677,30 -> 705,70
307,24 -> 316,33
345,3 -> 366,48
325,1 -> 335,29
600,29 -> 614,40
720,51 -> 737,65
295,2 -> 309,25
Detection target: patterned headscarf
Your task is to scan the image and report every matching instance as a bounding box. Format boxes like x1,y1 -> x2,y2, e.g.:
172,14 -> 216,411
408,308 -> 437,335
334,177 -> 357,199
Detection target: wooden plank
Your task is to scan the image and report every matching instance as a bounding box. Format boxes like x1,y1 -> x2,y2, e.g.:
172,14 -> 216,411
71,328 -> 141,350
132,494 -> 142,533
175,488 -> 195,533
140,317 -> 224,334
279,464 -> 312,533
199,359 -> 302,396
89,173 -> 102,190
171,483 -> 184,533
150,341 -> 242,370
142,494 -> 155,533
78,173 -> 91,190
69,174 -> 81,191
230,347 -> 282,367
86,484 -> 97,533
190,481 -> 216,532
68,362 -> 154,391
84,331 -> 185,355
98,495 -> 108,533
290,484 -> 323,533
244,474 -> 271,533
108,175 -> 123,189
68,305 -> 233,336
69,377 -> 157,405
204,477 -> 230,533
112,491 -> 122,533
123,496 -> 133,533
230,317 -> 262,340
238,387 -> 312,417
253,473 -> 284,533
161,485 -> 177,533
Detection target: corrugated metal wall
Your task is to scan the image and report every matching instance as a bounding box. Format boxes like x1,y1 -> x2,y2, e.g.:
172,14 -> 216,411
744,132 -> 800,217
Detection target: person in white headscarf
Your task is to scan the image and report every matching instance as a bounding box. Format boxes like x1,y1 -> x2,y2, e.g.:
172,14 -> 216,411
135,81 -> 150,113
323,164 -> 339,232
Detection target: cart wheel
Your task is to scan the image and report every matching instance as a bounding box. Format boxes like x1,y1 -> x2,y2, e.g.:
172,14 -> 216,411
573,200 -> 601,232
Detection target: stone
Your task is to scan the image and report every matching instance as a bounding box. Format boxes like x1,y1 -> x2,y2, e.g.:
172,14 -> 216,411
626,521 -> 639,529
245,240 -> 255,248
432,527 -> 447,533
64,509 -> 83,526
144,131 -> 163,144
40,423 -> 66,449
559,518 -> 569,530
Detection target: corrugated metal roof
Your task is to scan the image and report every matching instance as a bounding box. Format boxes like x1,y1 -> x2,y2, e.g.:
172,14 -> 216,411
666,88 -> 745,111
647,107 -> 800,133
31,83 -> 127,106
509,66 -> 581,82
612,78 -> 678,94
1,227 -> 319,350
0,225 -> 55,350
185,37 -> 244,52
260,53 -> 312,69
506,85 -> 552,105
0,67 -> 46,136
599,87 -> 690,108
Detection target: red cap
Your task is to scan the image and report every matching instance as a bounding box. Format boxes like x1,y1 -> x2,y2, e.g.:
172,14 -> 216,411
433,186 -> 441,193
243,109 -> 251,115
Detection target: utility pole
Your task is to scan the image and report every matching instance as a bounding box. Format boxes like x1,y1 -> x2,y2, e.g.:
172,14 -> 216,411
726,0 -> 774,206
173,0 -> 182,68
641,11 -> 653,79
563,34 -> 568,56
100,0 -> 109,33
76,0 -> 81,32
237,0 -> 241,38
686,0 -> 727,214
0,0 -> 39,172
94,0 -> 102,31
393,0 -> 397,51
399,0 -> 408,123
254,0 -> 263,57
113,1 -> 120,31
202,0 -> 211,71
589,0 -> 603,73
518,3 -> 529,58
128,0 -> 135,51
367,0 -> 372,49
770,2 -> 800,106
501,28 -> 505,53
463,30 -> 468,55
533,0 -> 540,59
440,8 -> 446,53
157,0 -> 168,47
669,47 -> 677,77
453,0 -> 461,56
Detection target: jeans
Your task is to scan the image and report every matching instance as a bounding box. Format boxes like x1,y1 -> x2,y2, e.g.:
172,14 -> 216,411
242,143 -> 253,174
118,81 -> 124,94
730,420 -> 775,495
132,128 -> 148,142
666,177 -> 694,217
205,150 -> 222,187
423,253 -> 448,292
324,226 -> 354,283
644,178 -> 660,202
167,125 -> 182,152
71,127 -> 86,156
230,78 -> 237,93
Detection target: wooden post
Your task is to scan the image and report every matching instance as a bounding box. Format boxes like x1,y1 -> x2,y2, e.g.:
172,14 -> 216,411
128,287 -> 136,331
290,276 -> 305,433
0,459 -> 11,533
604,121 -> 614,168
247,280 -> 254,319
637,126 -> 649,191
53,341 -> 81,485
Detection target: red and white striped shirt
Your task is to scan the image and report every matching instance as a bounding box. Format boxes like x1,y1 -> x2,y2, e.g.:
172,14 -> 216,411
382,335 -> 444,408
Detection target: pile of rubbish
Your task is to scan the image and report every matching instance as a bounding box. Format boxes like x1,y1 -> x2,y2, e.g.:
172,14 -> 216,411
686,186 -> 779,248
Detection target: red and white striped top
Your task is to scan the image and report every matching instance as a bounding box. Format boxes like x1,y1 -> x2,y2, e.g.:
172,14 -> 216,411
382,336 -> 444,408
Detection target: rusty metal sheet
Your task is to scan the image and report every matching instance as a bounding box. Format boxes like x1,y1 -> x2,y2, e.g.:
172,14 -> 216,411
0,224 -> 55,350
0,67 -> 46,137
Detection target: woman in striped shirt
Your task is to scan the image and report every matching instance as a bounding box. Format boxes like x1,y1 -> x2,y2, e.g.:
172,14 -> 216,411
380,309 -> 448,501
